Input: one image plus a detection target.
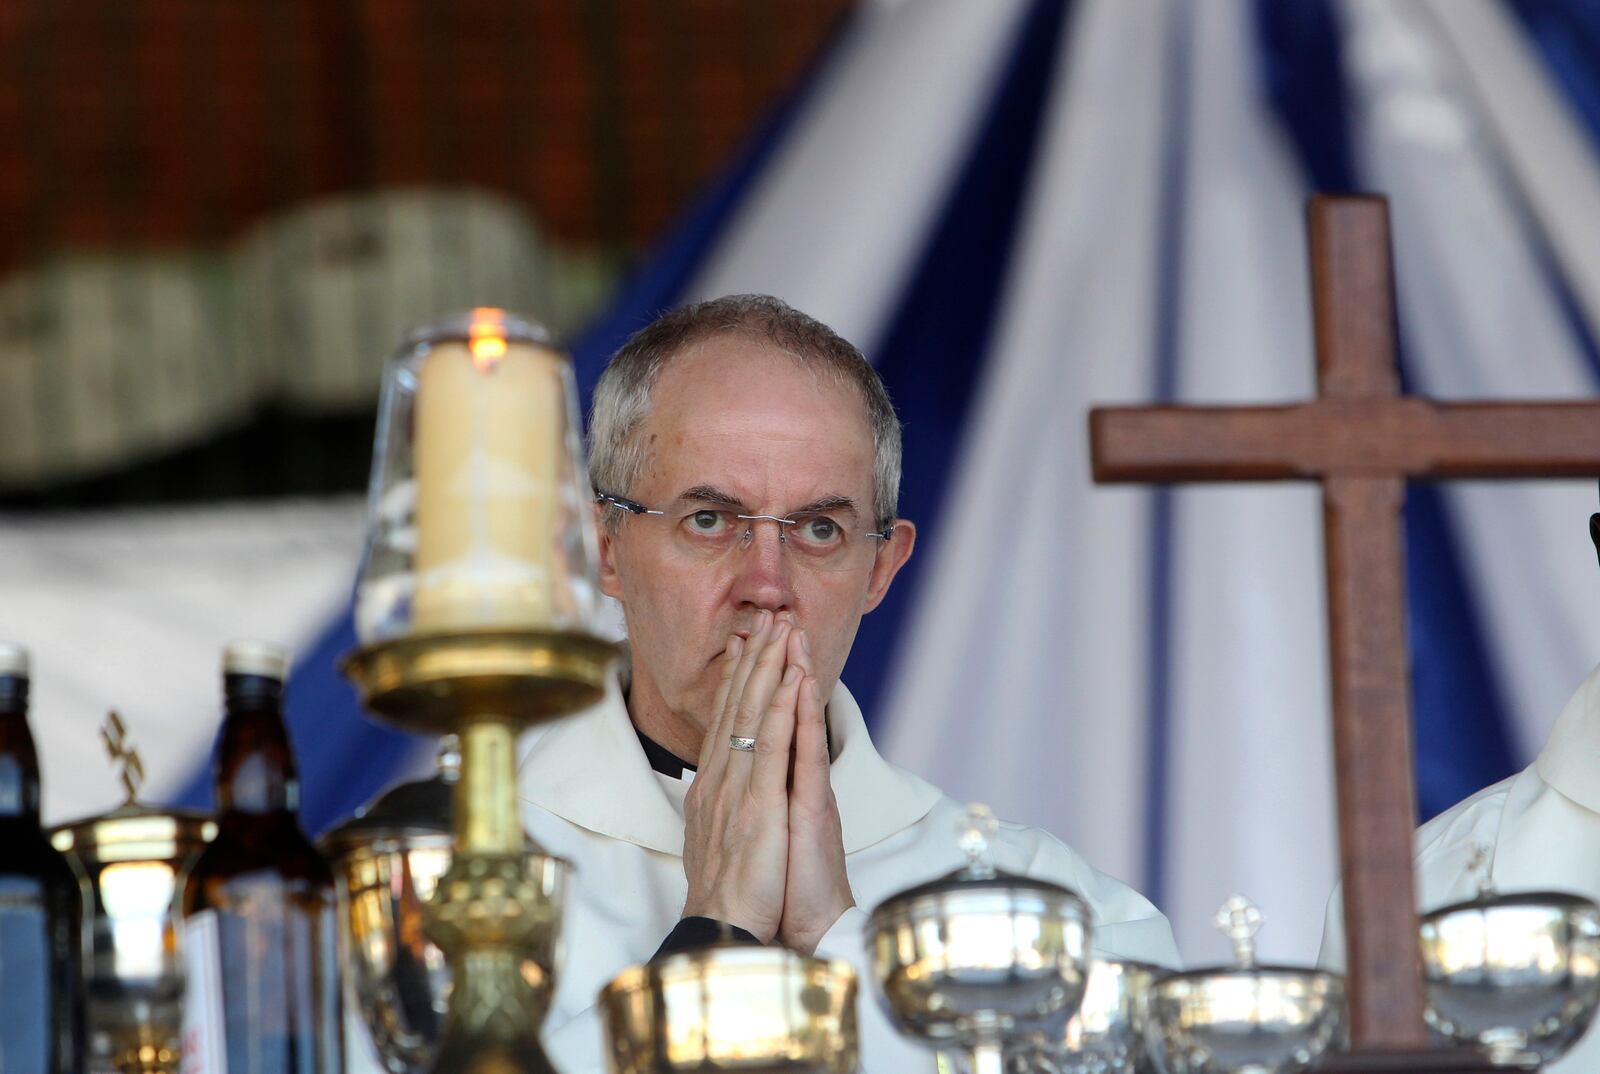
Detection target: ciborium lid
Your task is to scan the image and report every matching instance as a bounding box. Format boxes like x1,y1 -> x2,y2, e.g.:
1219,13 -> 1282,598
50,711 -> 215,864
1423,841 -> 1599,919
320,736 -> 460,857
872,803 -> 1085,907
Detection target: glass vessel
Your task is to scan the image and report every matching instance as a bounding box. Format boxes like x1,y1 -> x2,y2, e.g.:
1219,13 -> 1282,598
0,643 -> 86,1074
179,641 -> 342,1074
355,309 -> 600,644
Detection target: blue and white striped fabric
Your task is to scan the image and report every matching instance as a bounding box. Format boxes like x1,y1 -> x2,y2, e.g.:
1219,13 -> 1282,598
18,0 -> 1600,965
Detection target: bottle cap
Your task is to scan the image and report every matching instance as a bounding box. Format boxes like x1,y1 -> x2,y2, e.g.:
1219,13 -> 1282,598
0,642 -> 30,678
222,640 -> 290,681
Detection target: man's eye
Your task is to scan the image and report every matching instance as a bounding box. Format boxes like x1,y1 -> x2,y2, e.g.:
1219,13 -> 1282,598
688,510 -> 728,534
797,517 -> 841,545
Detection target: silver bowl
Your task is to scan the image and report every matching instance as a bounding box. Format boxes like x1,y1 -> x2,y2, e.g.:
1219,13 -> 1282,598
1420,890 -> 1600,1066
1142,966 -> 1344,1074
1004,957 -> 1163,1074
867,871 -> 1092,1072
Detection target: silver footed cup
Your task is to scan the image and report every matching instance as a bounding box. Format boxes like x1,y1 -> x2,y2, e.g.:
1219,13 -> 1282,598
866,804 -> 1093,1074
1143,896 -> 1344,1074
1419,849 -> 1600,1068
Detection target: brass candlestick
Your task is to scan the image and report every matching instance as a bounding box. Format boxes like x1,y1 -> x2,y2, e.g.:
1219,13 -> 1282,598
346,311 -> 617,1074
343,631 -> 615,1074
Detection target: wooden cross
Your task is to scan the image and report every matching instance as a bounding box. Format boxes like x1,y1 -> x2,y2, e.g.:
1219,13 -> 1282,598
1090,195 -> 1600,1072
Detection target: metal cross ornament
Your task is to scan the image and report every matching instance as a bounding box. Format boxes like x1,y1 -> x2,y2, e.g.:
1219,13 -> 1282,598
957,802 -> 1000,879
99,710 -> 145,804
1215,894 -> 1264,969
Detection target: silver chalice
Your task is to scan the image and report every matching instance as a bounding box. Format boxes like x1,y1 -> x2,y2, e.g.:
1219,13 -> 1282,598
866,804 -> 1093,1074
1419,847 -> 1600,1067
1143,896 -> 1344,1074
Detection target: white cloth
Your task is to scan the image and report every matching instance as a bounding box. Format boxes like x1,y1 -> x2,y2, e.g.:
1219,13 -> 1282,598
1319,664 -> 1600,1071
510,677 -> 1181,1073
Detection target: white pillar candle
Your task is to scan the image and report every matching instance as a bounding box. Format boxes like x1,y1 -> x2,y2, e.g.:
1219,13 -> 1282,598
411,319 -> 565,632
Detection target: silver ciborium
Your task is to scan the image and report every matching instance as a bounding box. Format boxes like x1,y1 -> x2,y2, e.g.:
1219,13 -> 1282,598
866,803 -> 1093,1074
599,941 -> 859,1073
1143,896 -> 1344,1074
1419,846 -> 1600,1067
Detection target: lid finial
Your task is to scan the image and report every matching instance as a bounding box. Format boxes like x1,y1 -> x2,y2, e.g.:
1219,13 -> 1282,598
1215,894 -> 1264,968
957,803 -> 1000,880
99,711 -> 144,804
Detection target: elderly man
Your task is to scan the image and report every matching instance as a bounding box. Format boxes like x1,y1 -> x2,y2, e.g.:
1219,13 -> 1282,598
1319,496 -> 1600,1072
515,294 -> 1178,1071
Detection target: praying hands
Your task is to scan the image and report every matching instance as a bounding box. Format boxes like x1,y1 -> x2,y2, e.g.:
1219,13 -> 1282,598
679,610 -> 855,954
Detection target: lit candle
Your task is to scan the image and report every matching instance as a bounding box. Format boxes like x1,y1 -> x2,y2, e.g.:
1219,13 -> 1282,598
411,314 -> 565,631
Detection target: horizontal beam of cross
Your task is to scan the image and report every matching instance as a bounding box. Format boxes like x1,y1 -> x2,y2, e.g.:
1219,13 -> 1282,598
1091,399 -> 1600,482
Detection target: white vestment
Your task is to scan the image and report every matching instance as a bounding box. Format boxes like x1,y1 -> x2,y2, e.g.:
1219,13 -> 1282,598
498,677 -> 1181,1073
1320,664 -> 1600,1072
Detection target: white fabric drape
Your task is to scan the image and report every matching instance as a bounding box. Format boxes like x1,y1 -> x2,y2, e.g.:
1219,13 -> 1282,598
1340,0 -> 1600,762
880,0 -> 1173,913
688,0 -> 1029,354
0,498 -> 364,823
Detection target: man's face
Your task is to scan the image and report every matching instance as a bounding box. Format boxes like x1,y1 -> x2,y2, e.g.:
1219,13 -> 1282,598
597,333 -> 914,732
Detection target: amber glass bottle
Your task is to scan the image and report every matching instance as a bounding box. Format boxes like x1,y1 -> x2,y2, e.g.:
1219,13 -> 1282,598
179,642 -> 341,1074
0,643 -> 85,1074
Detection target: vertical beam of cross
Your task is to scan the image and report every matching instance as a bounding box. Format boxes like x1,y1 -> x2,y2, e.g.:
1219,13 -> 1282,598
1310,198 -> 1425,1047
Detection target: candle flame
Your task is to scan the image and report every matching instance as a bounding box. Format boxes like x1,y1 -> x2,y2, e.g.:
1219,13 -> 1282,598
471,333 -> 508,367
468,307 -> 509,369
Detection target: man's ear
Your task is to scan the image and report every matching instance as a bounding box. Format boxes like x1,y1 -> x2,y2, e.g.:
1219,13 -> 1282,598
863,520 -> 916,614
595,502 -> 626,600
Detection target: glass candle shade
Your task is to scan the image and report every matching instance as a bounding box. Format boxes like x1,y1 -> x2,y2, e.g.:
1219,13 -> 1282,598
356,309 -> 600,643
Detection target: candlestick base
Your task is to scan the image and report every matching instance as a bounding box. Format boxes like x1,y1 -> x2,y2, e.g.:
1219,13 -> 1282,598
425,852 -> 565,1074
344,629 -> 618,1074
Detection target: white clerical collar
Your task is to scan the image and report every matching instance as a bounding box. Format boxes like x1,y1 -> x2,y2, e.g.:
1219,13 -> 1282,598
516,675 -> 941,857
1534,661 -> 1600,814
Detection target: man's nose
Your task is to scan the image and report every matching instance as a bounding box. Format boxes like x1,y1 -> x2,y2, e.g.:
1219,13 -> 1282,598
729,520 -> 795,612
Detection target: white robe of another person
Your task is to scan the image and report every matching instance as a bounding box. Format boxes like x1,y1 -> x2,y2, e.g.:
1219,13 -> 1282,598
1319,663 -> 1600,1072
451,677 -> 1179,1074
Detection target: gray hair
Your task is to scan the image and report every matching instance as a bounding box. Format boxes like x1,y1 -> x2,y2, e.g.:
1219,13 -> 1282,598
588,294 -> 902,530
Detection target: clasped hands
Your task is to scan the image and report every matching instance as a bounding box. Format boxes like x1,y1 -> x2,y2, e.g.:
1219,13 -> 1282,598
680,609 -> 854,954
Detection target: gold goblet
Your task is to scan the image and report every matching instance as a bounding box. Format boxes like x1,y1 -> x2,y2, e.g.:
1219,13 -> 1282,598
599,943 -> 859,1073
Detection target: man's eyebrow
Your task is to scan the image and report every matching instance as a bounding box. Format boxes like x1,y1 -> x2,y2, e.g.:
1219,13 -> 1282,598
790,495 -> 859,518
671,486 -> 861,518
674,485 -> 749,510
